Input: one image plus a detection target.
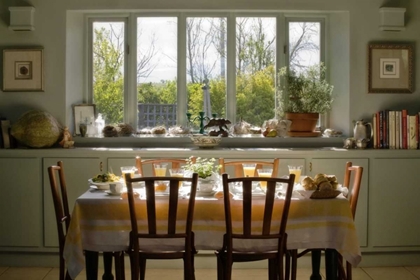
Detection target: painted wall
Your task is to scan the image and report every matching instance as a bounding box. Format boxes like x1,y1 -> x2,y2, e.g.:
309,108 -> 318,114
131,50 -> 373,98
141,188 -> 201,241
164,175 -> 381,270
0,0 -> 418,136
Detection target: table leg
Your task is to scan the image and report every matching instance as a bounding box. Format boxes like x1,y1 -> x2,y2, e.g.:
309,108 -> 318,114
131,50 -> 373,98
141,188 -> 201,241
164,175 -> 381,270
102,252 -> 115,280
85,250 -> 99,280
310,249 -> 322,280
325,249 -> 338,280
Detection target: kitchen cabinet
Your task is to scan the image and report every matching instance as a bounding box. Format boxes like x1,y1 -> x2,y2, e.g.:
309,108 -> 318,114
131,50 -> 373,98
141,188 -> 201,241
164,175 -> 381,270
43,157 -> 104,247
371,158 -> 420,249
0,158 -> 42,248
308,158 -> 369,247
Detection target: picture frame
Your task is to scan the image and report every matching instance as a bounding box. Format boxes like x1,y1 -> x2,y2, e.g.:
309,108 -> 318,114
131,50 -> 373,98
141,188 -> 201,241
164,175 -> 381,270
2,49 -> 44,92
368,43 -> 414,93
73,104 -> 96,135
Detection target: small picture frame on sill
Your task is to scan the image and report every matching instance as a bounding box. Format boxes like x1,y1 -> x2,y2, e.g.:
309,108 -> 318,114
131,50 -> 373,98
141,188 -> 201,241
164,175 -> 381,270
73,104 -> 96,136
368,43 -> 414,93
2,49 -> 44,92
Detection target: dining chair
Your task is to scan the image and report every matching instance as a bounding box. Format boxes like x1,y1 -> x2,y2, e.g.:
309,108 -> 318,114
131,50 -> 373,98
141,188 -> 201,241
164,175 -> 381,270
218,158 -> 280,177
287,162 -> 363,280
215,173 -> 295,280
124,172 -> 199,280
135,156 -> 196,176
48,161 -> 125,280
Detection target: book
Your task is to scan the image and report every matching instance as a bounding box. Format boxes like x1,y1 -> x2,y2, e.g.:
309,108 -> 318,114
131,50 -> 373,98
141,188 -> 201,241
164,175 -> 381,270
395,111 -> 401,149
378,111 -> 383,149
402,109 -> 408,149
372,113 -> 377,149
389,111 -> 396,149
1,120 -> 11,149
409,115 -> 417,149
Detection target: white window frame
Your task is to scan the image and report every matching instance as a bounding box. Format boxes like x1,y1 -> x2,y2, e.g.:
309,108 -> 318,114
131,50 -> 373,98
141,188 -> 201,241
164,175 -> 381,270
86,12 -> 327,130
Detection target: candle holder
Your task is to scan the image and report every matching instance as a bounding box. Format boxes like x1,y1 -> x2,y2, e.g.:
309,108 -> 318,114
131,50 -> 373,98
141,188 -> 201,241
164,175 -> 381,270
186,111 -> 210,134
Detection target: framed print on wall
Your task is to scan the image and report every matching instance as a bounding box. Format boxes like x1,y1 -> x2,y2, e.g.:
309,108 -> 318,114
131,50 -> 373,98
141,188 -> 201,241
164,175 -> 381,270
368,43 -> 414,93
2,49 -> 44,92
73,104 -> 96,135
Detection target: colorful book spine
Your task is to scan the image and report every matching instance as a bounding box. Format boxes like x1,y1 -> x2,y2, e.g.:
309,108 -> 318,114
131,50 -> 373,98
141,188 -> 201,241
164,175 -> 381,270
379,111 -> 383,149
402,109 -> 408,149
409,115 -> 417,149
395,111 -> 401,149
373,113 -> 377,149
389,111 -> 396,149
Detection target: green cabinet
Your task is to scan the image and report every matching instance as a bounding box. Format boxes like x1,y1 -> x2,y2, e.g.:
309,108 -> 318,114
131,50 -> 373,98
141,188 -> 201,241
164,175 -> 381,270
371,158 -> 420,249
0,158 -> 42,248
43,157 -> 104,247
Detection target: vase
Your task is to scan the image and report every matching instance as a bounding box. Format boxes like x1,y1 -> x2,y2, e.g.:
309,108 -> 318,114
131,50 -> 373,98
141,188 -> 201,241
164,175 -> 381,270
198,178 -> 216,193
285,112 -> 321,137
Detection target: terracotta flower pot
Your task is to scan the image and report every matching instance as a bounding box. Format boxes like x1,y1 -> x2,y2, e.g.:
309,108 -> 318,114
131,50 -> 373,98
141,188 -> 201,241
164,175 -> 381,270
286,112 -> 319,132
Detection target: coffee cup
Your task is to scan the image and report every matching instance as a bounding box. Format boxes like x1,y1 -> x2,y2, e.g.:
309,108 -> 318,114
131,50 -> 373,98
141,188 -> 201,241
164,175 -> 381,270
109,182 -> 123,195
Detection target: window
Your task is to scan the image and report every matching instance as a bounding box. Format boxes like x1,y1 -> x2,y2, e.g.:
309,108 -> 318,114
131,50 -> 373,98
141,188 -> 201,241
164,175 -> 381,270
88,13 -> 324,131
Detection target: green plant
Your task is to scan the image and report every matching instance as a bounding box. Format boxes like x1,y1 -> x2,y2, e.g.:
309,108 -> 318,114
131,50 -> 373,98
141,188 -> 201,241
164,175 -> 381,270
183,156 -> 221,179
277,63 -> 334,117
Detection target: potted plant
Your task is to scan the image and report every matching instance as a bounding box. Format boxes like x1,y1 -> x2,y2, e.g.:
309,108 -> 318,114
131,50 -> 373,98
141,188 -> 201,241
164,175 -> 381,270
277,63 -> 334,136
183,156 -> 221,180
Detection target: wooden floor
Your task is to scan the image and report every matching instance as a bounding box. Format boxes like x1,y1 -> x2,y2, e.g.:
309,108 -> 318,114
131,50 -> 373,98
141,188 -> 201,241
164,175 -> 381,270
1,266 -> 420,280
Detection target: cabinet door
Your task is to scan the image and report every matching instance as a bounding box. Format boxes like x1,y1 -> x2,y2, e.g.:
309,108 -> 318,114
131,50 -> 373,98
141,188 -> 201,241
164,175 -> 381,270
43,157 -> 104,247
371,158 -> 420,248
310,158 -> 369,247
0,158 -> 42,248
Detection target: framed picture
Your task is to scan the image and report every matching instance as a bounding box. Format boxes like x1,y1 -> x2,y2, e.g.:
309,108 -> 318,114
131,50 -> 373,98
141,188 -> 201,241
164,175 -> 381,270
73,104 -> 96,135
368,43 -> 414,93
3,49 -> 44,92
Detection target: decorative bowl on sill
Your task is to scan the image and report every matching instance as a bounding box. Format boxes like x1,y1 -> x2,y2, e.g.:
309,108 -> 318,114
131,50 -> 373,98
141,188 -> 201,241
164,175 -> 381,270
190,134 -> 222,149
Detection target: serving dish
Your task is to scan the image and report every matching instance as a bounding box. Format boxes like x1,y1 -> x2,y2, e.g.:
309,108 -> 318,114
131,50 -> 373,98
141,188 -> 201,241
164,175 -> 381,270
190,135 -> 222,148
88,178 -> 111,190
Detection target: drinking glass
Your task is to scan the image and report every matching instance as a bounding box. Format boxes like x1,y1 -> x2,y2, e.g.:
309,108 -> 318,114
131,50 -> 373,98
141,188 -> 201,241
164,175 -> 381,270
120,166 -> 138,183
257,168 -> 272,191
288,165 -> 303,184
169,168 -> 184,187
154,163 -> 168,176
242,163 -> 256,177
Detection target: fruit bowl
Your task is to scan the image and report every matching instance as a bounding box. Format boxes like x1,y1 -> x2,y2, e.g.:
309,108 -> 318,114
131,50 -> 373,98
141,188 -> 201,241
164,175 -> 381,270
190,135 -> 222,149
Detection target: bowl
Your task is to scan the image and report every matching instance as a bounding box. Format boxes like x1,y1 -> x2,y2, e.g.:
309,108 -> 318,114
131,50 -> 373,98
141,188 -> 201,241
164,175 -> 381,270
190,135 -> 222,148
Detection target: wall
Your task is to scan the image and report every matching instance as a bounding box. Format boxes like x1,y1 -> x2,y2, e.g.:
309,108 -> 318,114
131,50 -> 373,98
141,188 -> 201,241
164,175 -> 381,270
0,0 -> 418,136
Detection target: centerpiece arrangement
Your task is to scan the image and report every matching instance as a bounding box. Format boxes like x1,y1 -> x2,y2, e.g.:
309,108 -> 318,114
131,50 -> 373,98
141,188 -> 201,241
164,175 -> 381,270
183,156 -> 221,192
277,63 -> 334,136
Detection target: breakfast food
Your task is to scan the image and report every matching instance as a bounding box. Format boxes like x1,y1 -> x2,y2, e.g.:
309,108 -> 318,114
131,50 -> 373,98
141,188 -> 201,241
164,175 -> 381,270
151,126 -> 167,135
302,173 -> 339,191
121,191 -> 140,199
92,172 -> 120,183
155,182 -> 167,192
214,191 -> 234,199
168,126 -> 190,135
302,176 -> 317,190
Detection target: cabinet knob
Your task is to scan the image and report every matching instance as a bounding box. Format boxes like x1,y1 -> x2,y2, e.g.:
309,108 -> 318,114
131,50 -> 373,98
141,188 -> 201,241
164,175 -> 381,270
100,161 -> 103,172
309,162 -> 312,172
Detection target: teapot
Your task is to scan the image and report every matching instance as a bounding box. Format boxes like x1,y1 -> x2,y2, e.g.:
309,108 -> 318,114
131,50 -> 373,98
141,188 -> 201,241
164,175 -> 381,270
353,120 -> 373,140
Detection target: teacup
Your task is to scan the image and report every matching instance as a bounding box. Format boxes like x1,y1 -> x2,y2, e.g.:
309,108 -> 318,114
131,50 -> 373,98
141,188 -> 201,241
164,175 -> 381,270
109,182 -> 123,195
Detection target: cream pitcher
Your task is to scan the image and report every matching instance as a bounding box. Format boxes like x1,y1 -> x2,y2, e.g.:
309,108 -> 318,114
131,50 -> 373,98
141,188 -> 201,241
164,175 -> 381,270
353,120 -> 373,140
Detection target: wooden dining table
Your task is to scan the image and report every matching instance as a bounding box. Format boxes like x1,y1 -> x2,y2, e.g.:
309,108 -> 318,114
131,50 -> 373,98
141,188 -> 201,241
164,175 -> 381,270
63,187 -> 361,280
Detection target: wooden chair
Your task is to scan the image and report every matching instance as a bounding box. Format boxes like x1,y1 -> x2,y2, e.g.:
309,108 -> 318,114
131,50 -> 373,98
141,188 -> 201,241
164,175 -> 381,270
215,173 -> 295,280
218,158 -> 280,177
135,156 -> 196,176
125,172 -> 199,280
287,162 -> 363,280
48,161 -> 125,280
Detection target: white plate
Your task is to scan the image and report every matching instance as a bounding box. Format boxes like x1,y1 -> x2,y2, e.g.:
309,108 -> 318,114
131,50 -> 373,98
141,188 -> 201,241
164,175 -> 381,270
105,191 -> 121,196
88,179 -> 110,190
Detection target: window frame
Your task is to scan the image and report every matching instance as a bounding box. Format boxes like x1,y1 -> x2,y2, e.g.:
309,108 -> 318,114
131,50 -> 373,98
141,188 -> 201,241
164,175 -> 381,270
86,12 -> 327,130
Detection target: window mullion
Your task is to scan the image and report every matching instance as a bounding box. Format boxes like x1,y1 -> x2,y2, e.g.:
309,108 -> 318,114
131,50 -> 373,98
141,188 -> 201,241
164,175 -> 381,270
177,13 -> 187,126
226,13 -> 236,123
126,14 -> 137,128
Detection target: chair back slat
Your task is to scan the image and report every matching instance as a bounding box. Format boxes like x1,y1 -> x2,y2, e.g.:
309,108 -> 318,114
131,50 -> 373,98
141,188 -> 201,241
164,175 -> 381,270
125,173 -> 198,238
222,174 -> 295,242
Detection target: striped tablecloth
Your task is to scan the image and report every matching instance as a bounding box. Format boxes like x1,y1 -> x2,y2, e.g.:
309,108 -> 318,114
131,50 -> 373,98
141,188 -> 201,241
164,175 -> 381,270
64,190 -> 361,279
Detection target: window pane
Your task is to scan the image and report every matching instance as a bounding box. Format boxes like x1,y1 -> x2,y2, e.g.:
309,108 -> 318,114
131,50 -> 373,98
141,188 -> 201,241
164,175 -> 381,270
186,17 -> 227,125
137,17 -> 177,129
92,21 -> 125,126
236,17 -> 276,127
288,21 -> 321,73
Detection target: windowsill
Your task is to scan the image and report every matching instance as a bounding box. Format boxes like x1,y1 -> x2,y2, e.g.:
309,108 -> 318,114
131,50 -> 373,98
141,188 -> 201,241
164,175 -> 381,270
73,135 -> 345,149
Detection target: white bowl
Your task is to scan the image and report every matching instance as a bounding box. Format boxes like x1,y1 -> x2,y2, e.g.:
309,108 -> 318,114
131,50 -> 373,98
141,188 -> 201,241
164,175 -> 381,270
190,135 -> 222,148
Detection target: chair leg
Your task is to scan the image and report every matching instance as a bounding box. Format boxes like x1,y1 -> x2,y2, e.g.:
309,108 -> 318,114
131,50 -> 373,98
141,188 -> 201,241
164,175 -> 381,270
291,250 -> 297,280
346,262 -> 352,280
268,259 -> 277,280
216,253 -> 225,280
139,258 -> 146,280
129,254 -> 139,280
114,251 -> 125,280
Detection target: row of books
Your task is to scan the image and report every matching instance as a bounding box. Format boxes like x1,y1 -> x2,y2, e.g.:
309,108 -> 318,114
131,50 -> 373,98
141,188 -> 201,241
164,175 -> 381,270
372,110 -> 419,149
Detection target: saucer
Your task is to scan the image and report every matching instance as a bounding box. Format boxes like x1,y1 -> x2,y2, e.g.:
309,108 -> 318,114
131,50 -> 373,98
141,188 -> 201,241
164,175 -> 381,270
196,190 -> 216,197
105,191 -> 122,196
